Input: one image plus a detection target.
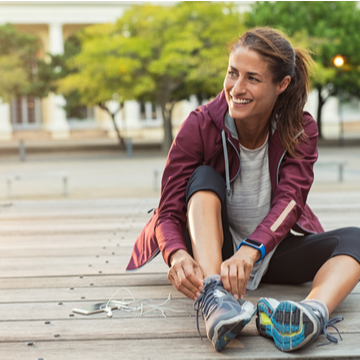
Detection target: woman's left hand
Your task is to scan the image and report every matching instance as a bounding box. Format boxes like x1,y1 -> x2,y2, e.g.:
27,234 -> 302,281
220,246 -> 261,300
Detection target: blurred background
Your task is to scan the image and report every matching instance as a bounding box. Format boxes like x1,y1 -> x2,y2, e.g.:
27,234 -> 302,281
0,0 -> 360,200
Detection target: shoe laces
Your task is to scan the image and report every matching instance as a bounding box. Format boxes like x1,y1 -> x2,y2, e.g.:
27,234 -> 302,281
193,279 -> 221,340
316,312 -> 344,347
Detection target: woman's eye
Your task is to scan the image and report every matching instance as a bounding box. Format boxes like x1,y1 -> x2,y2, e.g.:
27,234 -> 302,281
249,76 -> 259,82
228,71 -> 237,77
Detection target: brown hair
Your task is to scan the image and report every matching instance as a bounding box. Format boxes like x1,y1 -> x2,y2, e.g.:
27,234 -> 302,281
231,27 -> 313,157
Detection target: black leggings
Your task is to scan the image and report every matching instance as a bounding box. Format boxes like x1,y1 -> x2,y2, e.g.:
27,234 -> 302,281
184,165 -> 360,285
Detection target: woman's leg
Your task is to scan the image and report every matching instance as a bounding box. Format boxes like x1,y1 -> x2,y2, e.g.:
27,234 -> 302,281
184,165 -> 234,272
187,190 -> 223,277
262,227 -> 360,313
185,166 -> 256,352
306,254 -> 360,314
257,227 -> 360,351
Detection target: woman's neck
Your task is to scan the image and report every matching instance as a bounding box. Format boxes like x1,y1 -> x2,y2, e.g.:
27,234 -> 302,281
235,119 -> 270,149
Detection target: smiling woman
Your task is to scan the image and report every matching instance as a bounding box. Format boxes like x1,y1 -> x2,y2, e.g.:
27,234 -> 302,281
127,27 -> 360,354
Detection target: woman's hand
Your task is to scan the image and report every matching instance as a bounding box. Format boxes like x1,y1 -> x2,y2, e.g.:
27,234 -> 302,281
168,249 -> 204,301
220,246 -> 261,300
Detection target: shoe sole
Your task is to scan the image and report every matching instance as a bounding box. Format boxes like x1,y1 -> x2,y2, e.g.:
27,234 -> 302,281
257,299 -> 318,351
213,302 -> 256,352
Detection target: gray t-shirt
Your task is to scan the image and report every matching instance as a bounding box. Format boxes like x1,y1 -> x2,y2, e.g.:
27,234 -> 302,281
225,113 -> 278,290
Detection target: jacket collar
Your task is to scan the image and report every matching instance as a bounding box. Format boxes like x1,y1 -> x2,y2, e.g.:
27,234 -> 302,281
205,90 -> 229,132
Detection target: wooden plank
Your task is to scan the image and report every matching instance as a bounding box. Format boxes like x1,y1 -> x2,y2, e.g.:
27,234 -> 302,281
0,294 -> 357,321
1,336 -> 359,360
0,283 -> 313,303
0,273 -> 170,289
0,285 -> 181,303
0,316 -> 355,344
0,233 -> 141,251
0,255 -> 168,277
0,298 -> 193,321
0,198 -> 158,216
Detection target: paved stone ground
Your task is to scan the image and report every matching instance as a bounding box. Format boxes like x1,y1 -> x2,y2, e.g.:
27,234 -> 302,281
0,144 -> 359,201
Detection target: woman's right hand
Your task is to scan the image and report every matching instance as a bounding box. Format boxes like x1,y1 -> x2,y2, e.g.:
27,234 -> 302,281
168,249 -> 204,301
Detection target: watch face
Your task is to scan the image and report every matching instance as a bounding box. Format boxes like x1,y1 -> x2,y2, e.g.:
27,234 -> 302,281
246,239 -> 262,247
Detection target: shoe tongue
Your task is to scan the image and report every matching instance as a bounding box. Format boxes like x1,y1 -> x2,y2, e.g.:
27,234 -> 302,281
213,289 -> 227,298
204,274 -> 221,282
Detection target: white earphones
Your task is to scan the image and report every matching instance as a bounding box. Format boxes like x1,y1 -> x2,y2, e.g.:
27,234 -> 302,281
106,307 -> 113,318
98,288 -> 182,319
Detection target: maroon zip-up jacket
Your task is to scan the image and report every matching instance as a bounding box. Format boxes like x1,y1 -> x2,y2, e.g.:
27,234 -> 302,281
126,91 -> 324,271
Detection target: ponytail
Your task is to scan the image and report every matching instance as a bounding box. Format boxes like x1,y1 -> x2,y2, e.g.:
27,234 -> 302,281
274,48 -> 314,158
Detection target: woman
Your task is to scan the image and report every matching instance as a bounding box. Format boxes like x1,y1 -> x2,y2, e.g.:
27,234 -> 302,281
127,28 -> 360,353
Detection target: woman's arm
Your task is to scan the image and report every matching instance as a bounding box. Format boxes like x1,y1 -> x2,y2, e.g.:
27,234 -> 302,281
249,115 -> 319,254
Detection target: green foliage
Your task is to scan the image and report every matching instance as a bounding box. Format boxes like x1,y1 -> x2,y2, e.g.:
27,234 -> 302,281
0,23 -> 52,102
0,55 -> 30,100
246,2 -> 360,93
58,2 -> 245,148
246,1 -> 360,136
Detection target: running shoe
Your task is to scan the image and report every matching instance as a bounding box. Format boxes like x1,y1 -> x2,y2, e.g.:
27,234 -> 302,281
194,278 -> 256,351
256,297 -> 344,351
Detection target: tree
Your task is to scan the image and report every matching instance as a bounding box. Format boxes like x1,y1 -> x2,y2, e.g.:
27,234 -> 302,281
246,1 -> 360,138
57,23 -> 144,147
59,2 -> 245,151
0,23 -> 50,102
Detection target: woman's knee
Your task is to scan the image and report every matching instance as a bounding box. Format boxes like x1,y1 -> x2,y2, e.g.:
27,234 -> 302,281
186,165 -> 226,204
332,226 -> 360,264
188,190 -> 222,210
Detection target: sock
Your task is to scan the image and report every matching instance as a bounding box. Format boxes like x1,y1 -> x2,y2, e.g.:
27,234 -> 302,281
300,299 -> 329,321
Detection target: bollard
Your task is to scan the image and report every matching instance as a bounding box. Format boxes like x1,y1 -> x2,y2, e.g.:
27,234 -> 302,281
19,140 -> 26,162
126,138 -> 133,158
154,169 -> 161,191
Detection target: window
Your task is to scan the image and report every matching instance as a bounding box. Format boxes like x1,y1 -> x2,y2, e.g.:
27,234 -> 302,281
139,101 -> 157,120
11,96 -> 41,129
151,103 -> 157,119
140,102 -> 146,120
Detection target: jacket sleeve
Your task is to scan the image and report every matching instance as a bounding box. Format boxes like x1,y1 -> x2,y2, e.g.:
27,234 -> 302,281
155,111 -> 206,266
248,115 -> 319,255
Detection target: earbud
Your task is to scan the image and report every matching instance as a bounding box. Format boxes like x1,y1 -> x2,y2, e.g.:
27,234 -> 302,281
106,307 -> 113,318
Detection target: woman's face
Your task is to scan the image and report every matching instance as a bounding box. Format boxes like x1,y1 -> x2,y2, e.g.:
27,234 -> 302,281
224,46 -> 289,125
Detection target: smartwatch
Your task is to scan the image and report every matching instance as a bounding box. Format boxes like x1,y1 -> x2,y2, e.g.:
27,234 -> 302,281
237,238 -> 266,263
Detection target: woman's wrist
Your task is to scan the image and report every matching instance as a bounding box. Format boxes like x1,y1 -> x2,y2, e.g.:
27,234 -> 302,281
236,244 -> 261,264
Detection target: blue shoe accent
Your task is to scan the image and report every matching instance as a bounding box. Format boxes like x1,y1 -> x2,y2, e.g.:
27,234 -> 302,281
194,278 -> 256,352
256,298 -> 344,352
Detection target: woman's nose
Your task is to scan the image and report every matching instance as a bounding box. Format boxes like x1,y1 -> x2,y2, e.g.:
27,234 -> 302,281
232,77 -> 246,94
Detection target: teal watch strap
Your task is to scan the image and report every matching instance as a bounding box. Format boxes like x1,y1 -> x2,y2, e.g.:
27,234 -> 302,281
237,238 -> 266,263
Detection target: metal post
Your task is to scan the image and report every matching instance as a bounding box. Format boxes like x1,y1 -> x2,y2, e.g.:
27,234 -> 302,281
338,87 -> 344,147
126,138 -> 133,158
154,169 -> 159,191
339,164 -> 344,182
6,178 -> 12,199
63,176 -> 68,196
19,140 -> 26,162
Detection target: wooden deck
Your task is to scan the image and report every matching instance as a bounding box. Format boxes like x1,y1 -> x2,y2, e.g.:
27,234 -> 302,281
0,195 -> 359,359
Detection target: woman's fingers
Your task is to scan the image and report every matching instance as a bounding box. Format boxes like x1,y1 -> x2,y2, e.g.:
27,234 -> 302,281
220,255 -> 253,299
168,249 -> 204,300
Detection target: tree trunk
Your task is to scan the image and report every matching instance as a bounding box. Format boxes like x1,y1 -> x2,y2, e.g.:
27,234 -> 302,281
99,102 -> 124,148
161,102 -> 175,152
110,112 -> 125,148
316,85 -> 325,139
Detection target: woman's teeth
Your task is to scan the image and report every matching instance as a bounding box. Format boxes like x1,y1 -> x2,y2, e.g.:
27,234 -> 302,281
232,98 -> 252,104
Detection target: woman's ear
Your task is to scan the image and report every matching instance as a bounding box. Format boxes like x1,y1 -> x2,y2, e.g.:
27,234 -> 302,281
276,75 -> 291,95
